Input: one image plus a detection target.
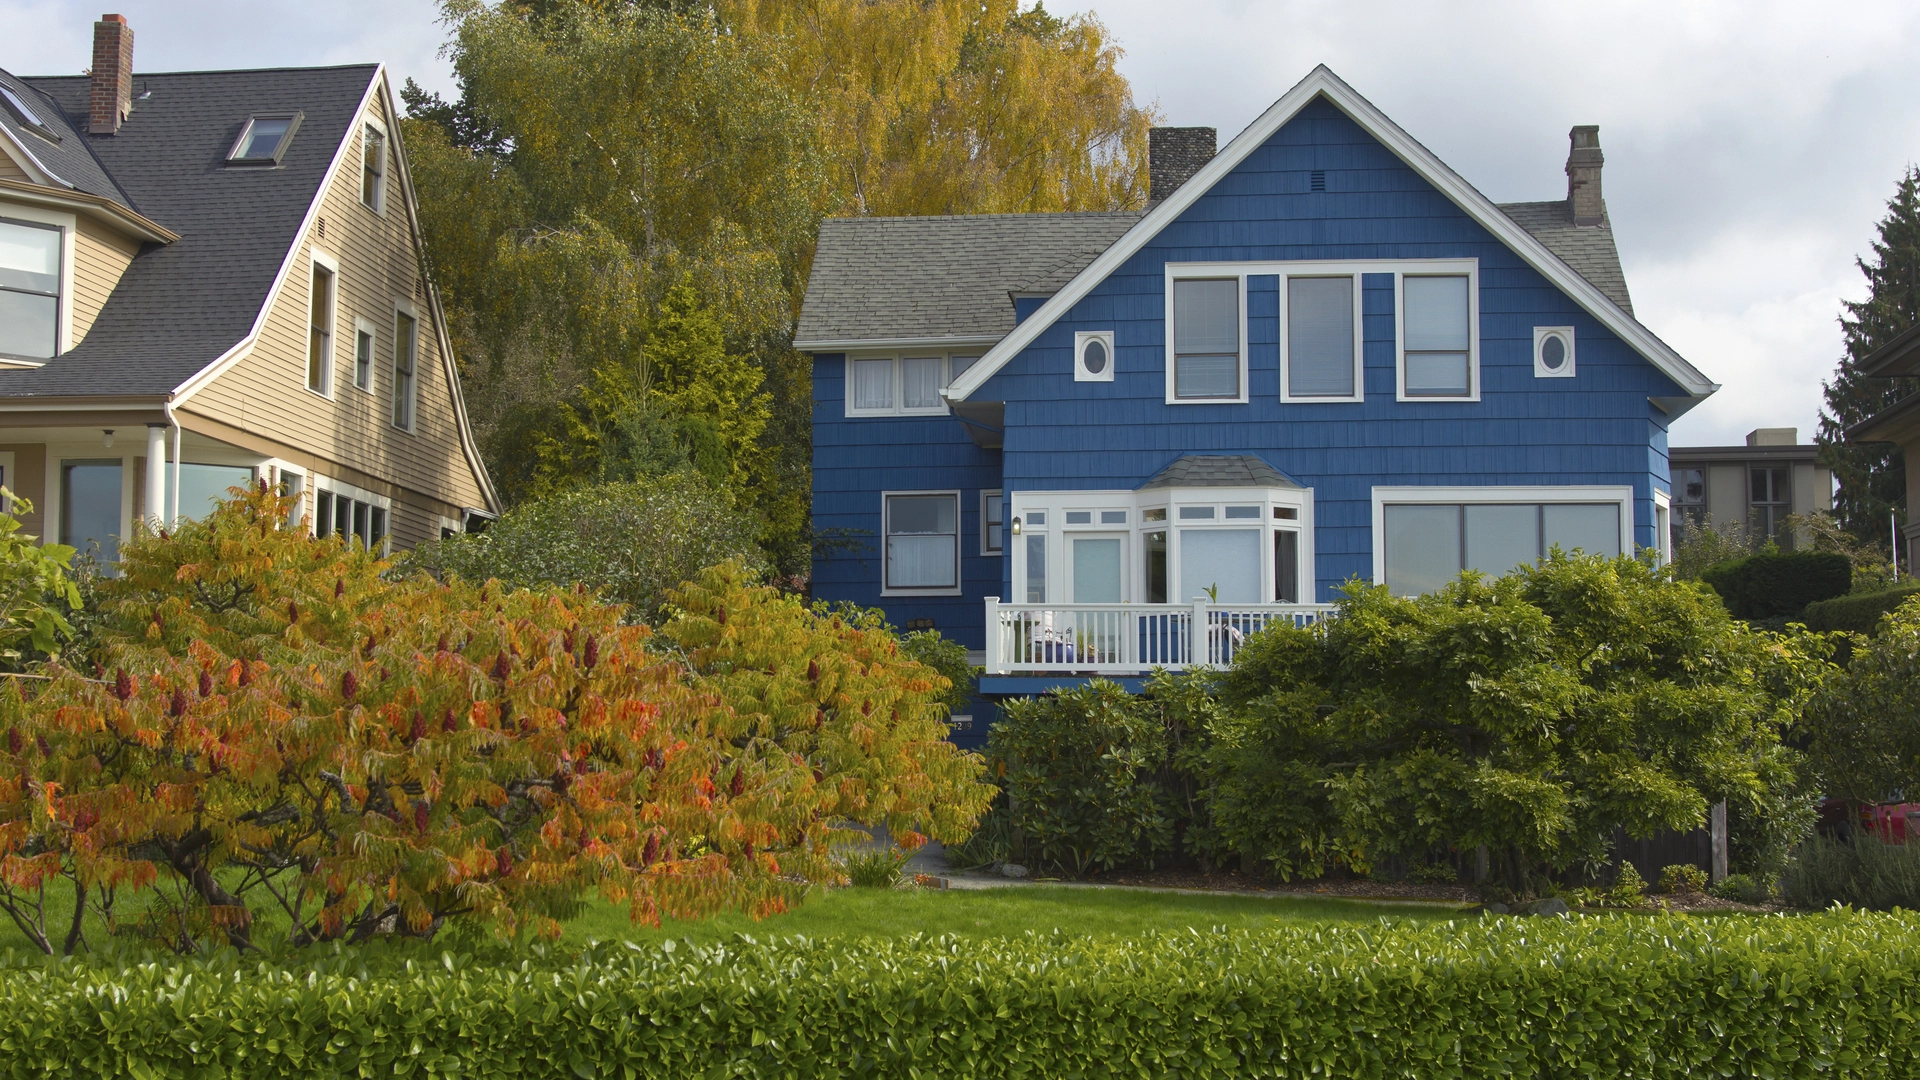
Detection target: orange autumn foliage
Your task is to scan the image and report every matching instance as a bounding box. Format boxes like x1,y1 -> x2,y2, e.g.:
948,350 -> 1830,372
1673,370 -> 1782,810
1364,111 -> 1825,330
0,484 -> 988,953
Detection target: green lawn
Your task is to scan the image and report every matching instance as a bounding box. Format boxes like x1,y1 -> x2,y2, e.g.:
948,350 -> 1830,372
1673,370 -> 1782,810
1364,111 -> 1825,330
561,884 -> 1468,946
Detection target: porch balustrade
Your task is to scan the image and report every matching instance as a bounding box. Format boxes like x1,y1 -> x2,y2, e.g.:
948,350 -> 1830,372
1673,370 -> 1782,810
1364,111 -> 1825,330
983,597 -> 1336,675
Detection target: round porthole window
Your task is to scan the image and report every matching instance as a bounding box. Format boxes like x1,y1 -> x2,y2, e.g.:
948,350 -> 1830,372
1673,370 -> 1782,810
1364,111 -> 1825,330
1540,334 -> 1566,371
1082,338 -> 1108,375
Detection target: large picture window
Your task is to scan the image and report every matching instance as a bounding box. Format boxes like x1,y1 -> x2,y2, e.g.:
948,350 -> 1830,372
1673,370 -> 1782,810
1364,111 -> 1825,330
1171,278 -> 1241,400
884,492 -> 960,593
1376,489 -> 1627,596
61,459 -> 122,567
165,463 -> 255,523
1284,276 -> 1357,400
0,218 -> 61,360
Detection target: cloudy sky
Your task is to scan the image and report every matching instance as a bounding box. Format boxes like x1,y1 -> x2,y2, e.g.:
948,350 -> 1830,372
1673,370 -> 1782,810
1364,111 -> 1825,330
6,0 -> 1915,448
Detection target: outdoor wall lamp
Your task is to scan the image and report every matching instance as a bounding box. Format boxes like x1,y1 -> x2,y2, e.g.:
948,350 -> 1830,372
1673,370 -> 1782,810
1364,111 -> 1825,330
1010,516 -> 1021,536
102,429 -> 114,448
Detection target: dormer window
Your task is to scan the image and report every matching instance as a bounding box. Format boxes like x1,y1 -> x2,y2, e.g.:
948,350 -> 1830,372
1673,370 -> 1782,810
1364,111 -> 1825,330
227,113 -> 302,165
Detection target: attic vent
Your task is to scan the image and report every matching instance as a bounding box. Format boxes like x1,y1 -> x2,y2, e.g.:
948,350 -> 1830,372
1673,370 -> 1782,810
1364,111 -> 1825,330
315,216 -> 326,241
1309,170 -> 1326,192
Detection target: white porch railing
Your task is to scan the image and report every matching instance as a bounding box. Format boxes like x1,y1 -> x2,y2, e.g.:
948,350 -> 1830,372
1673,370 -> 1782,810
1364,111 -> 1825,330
984,597 -> 1336,675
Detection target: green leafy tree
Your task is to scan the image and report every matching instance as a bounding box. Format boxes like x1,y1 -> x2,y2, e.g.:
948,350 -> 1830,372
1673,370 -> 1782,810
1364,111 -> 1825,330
0,492 -> 81,663
1818,167 -> 1920,538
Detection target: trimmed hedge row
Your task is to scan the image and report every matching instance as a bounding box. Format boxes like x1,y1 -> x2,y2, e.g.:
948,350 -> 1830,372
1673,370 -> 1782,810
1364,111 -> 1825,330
3,912 -> 1919,1078
1700,550 -> 1851,620
1804,583 -> 1920,634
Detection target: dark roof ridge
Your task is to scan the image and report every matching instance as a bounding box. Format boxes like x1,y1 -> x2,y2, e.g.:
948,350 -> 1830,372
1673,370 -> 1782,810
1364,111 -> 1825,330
823,209 -> 1143,225
17,62 -> 380,82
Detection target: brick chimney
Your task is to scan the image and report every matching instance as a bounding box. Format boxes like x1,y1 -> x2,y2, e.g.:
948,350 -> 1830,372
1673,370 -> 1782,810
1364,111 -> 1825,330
1148,127 -> 1216,205
89,14 -> 134,135
1565,125 -> 1604,226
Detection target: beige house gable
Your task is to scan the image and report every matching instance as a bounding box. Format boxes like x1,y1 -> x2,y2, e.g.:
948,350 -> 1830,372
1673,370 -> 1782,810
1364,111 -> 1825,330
178,76 -> 489,546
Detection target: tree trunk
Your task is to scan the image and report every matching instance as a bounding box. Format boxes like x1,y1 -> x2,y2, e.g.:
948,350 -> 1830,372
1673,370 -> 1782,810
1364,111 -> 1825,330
62,879 -> 86,956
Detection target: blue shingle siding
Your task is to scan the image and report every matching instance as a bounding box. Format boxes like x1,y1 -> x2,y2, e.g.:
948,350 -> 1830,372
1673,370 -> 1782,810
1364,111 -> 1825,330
810,95 -> 1682,635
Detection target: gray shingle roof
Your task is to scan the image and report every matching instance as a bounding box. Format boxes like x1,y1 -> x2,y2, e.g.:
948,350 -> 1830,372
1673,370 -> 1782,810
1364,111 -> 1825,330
1,64 -> 377,398
795,212 -> 1141,347
1495,200 -> 1633,316
1138,455 -> 1300,490
0,72 -> 132,207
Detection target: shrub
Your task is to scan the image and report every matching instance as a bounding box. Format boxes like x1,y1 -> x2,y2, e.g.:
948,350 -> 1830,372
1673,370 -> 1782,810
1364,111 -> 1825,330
840,846 -> 909,889
0,491 -> 82,664
1804,598 -> 1920,806
1804,583 -> 1920,634
1699,550 -> 1852,621
0,488 -> 989,954
1607,862 -> 1648,907
985,680 -> 1173,875
3,913 -> 1918,1076
897,628 -> 977,716
1784,835 -> 1920,911
1406,861 -> 1459,885
1658,864 -> 1708,895
1711,872 -> 1771,904
397,476 -> 765,623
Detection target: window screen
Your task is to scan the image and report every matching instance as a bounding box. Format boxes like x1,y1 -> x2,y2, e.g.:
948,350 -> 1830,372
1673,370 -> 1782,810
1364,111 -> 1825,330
1542,503 -> 1620,556
165,463 -> 255,523
62,460 -> 122,567
902,357 -> 943,409
1173,279 -> 1240,399
885,494 -> 958,590
0,218 -> 60,360
1464,504 -> 1538,577
1286,276 -> 1355,397
1403,275 -> 1470,396
852,359 -> 893,411
1382,504 -> 1461,597
1024,534 -> 1047,602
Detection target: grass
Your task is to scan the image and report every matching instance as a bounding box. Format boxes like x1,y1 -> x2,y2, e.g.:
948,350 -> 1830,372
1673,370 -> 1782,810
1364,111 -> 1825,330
560,884 -> 1469,947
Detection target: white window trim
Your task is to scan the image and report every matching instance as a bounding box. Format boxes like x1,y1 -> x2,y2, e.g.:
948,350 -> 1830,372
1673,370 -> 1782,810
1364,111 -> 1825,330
351,315 -> 379,393
1533,325 -> 1576,379
1074,330 -> 1115,383
881,489 -> 963,596
359,115 -> 388,216
312,475 -> 394,555
1396,263 -> 1481,402
391,297 -> 420,432
1368,485 -> 1634,585
1011,486 -> 1316,606
981,488 -> 1004,556
1163,269 -> 1249,405
0,203 -> 77,361
306,248 -> 339,399
843,353 -> 958,417
1276,263 -> 1366,404
1652,488 -> 1671,566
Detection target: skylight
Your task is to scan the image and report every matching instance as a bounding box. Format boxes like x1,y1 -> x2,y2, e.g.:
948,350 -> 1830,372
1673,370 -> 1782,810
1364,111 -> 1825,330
227,113 -> 302,165
0,82 -> 59,144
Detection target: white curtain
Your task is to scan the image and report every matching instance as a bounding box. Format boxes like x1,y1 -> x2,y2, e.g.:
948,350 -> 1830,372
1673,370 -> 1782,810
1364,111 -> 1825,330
902,357 -> 943,408
852,359 -> 893,411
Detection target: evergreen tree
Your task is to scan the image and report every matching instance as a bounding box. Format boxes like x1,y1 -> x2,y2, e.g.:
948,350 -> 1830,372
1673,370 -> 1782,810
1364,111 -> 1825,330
1818,167 -> 1920,537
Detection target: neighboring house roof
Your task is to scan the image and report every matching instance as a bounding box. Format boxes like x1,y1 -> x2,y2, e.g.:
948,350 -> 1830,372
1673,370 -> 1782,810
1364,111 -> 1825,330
1138,455 -> 1301,490
1670,444 -> 1823,463
0,71 -> 132,205
794,212 -> 1140,350
0,64 -> 378,398
942,66 -> 1717,414
1496,200 -> 1633,316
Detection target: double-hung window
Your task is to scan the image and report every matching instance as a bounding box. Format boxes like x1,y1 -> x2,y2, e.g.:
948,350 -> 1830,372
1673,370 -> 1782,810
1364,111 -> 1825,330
353,318 -> 377,391
982,490 -> 1004,554
307,258 -> 335,395
360,123 -> 386,212
846,355 -> 968,415
1283,276 -> 1359,400
1170,278 -> 1241,400
883,492 -> 960,593
1401,274 -> 1474,398
392,308 -> 418,430
0,217 -> 61,360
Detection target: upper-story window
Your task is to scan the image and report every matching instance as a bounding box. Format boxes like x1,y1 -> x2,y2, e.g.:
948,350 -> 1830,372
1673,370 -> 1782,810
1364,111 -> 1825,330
228,113 -> 302,166
1401,273 -> 1475,399
360,123 -> 386,212
1170,278 -> 1242,401
392,307 -> 418,430
845,354 -> 971,416
307,257 -> 335,395
1750,466 -> 1790,547
1284,276 -> 1359,401
0,217 -> 61,360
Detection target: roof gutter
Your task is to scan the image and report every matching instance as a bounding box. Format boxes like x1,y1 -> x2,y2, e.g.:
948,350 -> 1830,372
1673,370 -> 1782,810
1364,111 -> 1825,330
0,177 -> 176,243
793,333 -> 1004,353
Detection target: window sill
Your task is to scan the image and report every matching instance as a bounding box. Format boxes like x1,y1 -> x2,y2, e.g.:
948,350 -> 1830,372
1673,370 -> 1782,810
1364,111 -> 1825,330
1280,394 -> 1364,404
881,587 -> 964,597
1166,396 -> 1249,405
1396,393 -> 1481,403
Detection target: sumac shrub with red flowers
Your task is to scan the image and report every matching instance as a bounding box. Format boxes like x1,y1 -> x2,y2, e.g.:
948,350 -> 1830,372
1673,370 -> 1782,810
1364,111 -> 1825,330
0,485 -> 988,954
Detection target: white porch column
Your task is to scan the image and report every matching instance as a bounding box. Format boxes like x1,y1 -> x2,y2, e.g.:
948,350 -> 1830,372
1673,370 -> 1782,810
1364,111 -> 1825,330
144,424 -> 166,528
982,596 -> 1003,674
1191,597 -> 1211,667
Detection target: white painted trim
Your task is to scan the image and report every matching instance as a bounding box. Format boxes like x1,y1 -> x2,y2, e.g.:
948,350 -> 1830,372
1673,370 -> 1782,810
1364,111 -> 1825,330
0,124 -> 70,188
1163,271 -> 1249,404
1074,330 -> 1115,382
1652,488 -> 1672,565
0,202 -> 75,358
358,114 -> 388,217
305,247 -> 339,399
1368,484 -> 1634,584
1534,325 -> 1576,379
844,353 -> 956,417
351,315 -> 379,393
943,65 -> 1717,411
798,334 -> 1003,353
1395,264 -> 1481,403
391,297 -> 420,432
881,489 -> 964,596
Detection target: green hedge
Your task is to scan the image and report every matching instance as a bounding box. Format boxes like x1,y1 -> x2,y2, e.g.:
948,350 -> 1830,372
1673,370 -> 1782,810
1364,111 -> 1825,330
1700,550 -> 1852,620
4,913 -> 1919,1077
1804,583 -> 1920,634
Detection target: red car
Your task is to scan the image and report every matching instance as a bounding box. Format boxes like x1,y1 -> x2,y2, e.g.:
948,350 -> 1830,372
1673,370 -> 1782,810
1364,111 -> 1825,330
1818,798 -> 1920,843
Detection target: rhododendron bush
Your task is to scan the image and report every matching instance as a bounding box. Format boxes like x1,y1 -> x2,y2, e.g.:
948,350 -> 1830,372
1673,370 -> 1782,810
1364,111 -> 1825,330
0,485 -> 988,954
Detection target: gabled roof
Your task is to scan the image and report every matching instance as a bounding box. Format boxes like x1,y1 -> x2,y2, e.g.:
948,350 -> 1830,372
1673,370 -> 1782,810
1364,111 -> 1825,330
1495,200 -> 1632,315
0,71 -> 132,206
943,65 -> 1717,413
1138,455 -> 1300,490
794,212 -> 1140,351
0,64 -> 379,398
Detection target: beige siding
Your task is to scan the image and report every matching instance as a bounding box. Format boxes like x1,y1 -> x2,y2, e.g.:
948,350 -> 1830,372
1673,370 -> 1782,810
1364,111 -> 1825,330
184,81 -> 488,538
70,214 -> 140,346
0,154 -> 28,181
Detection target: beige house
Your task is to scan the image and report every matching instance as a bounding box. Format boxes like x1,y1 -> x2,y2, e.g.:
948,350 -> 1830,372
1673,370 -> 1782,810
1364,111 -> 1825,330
1668,428 -> 1832,550
0,15 -> 495,565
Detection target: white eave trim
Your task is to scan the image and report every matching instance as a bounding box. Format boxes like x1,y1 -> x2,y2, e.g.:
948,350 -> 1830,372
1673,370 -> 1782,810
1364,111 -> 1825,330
0,125 -> 72,189
794,333 -> 1004,353
942,64 -> 1719,408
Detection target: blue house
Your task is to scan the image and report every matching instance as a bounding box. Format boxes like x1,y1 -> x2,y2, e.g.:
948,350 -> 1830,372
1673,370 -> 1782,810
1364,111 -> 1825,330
797,67 -> 1717,729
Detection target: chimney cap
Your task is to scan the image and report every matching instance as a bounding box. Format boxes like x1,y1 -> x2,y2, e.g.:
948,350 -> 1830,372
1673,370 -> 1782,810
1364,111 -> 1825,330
98,12 -> 127,23
1746,427 -> 1798,447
